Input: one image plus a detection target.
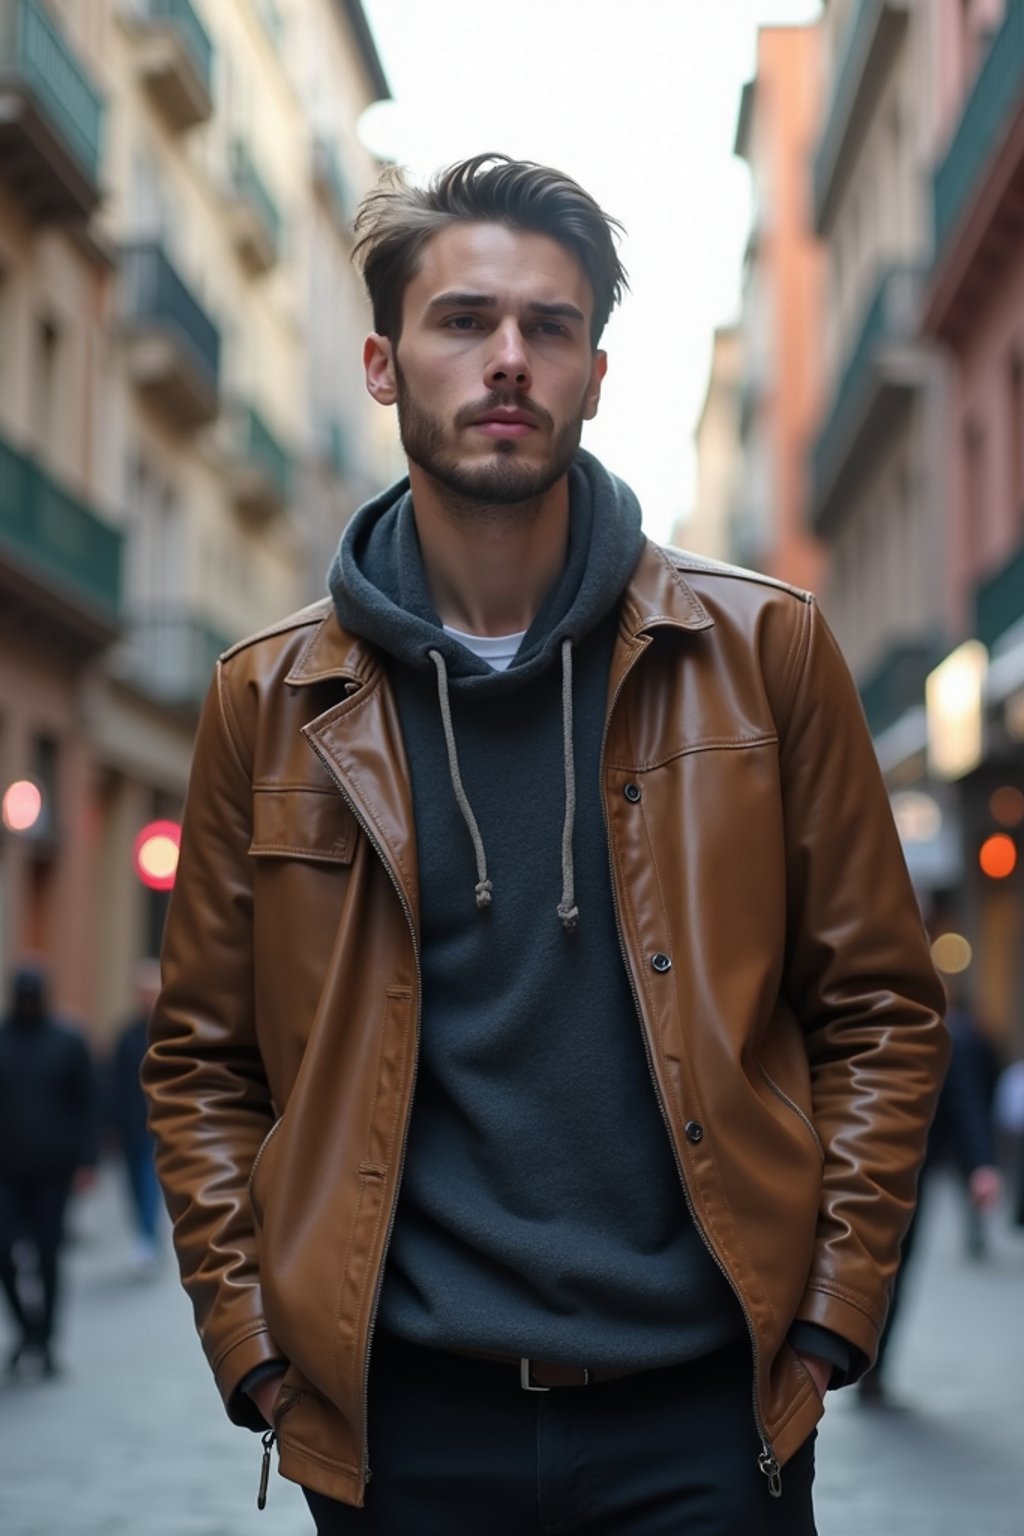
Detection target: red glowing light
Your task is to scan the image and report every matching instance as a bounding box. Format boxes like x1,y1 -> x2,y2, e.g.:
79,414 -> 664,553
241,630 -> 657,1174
134,820 -> 181,890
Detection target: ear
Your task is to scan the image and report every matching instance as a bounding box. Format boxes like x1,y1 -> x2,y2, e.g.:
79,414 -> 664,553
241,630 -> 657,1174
364,334 -> 397,406
582,349 -> 608,422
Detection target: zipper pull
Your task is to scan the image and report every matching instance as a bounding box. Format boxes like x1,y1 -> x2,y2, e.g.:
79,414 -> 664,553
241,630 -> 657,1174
257,1430 -> 276,1510
758,1440 -> 782,1499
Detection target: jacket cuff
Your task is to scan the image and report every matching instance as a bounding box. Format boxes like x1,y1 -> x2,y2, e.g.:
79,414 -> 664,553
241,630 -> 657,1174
213,1325 -> 284,1427
788,1322 -> 850,1388
794,1287 -> 877,1385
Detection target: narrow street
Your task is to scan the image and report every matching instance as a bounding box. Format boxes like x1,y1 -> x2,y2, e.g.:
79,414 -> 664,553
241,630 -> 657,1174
1,1166 -> 1021,1534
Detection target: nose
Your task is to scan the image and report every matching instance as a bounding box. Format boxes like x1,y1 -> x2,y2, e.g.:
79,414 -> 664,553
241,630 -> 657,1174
485,319 -> 531,393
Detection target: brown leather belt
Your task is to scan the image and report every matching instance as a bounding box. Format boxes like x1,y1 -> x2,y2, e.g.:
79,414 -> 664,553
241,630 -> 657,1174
448,1348 -> 644,1391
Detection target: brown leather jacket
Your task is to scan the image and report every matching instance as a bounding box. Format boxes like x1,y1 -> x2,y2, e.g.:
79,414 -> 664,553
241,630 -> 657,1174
143,542 -> 948,1507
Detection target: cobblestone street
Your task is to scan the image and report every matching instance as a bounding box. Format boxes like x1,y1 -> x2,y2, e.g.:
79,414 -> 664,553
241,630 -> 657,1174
1,1165 -> 1021,1535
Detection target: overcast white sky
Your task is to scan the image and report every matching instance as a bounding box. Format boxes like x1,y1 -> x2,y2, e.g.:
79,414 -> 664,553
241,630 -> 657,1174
357,0 -> 823,542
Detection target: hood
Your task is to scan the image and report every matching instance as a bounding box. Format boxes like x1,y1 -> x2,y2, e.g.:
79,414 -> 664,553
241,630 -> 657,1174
328,448 -> 645,695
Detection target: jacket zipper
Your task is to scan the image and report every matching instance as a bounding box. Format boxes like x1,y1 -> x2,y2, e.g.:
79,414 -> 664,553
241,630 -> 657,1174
598,640 -> 783,1499
304,730 -> 422,1490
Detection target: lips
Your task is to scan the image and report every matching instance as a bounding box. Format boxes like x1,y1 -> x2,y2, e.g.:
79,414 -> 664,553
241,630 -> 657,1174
471,409 -> 538,439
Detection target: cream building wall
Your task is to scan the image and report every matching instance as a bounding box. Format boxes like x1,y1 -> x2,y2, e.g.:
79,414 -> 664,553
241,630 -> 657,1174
680,325 -> 742,563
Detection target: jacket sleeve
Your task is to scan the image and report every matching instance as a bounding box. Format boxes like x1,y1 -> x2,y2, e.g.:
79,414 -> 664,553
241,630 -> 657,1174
141,660 -> 282,1428
775,597 -> 949,1370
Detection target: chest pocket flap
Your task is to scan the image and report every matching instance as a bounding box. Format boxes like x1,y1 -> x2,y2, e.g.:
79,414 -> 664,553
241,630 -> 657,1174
249,786 -> 357,865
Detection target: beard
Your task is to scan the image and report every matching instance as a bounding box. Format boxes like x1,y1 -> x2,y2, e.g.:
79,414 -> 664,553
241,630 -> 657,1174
394,363 -> 584,510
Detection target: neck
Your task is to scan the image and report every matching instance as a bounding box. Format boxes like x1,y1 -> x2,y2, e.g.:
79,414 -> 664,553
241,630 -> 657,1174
408,465 -> 570,636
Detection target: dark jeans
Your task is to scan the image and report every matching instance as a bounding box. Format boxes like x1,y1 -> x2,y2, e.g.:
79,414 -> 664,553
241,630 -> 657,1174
0,1173 -> 73,1348
123,1140 -> 161,1245
303,1334 -> 817,1536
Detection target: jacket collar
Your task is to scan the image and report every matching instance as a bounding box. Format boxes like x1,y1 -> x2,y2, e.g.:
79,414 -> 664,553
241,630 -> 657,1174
285,540 -> 713,689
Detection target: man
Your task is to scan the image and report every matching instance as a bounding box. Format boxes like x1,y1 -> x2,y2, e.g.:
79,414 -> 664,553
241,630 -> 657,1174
109,959 -> 163,1275
0,964 -> 96,1377
144,154 -> 948,1534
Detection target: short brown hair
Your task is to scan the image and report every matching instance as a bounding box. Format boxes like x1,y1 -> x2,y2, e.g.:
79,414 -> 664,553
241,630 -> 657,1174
352,153 -> 628,348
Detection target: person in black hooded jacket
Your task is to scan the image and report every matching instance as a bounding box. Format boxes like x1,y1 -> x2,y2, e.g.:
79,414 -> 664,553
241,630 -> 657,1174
0,964 -> 96,1375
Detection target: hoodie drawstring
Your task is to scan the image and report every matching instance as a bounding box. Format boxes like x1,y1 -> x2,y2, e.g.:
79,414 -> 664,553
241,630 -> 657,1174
556,638 -> 579,933
427,643 -> 579,931
429,649 -> 493,910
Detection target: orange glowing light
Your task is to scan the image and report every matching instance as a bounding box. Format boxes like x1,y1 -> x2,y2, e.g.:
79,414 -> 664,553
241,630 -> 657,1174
2,779 -> 43,833
978,833 -> 1017,880
133,820 -> 181,891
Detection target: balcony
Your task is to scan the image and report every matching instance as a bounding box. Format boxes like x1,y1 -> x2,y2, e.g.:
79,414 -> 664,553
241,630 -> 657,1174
226,139 -> 282,275
312,135 -> 356,237
129,0 -> 213,132
121,241 -> 221,430
810,265 -> 923,535
857,640 -> 937,738
0,0 -> 105,221
116,609 -> 232,713
925,1 -> 1024,341
213,401 -> 292,522
976,537 -> 1024,652
0,426 -> 122,648
812,0 -> 911,234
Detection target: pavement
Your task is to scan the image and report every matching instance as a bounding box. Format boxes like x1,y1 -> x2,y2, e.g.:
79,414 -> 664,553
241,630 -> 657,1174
0,1164 -> 1022,1535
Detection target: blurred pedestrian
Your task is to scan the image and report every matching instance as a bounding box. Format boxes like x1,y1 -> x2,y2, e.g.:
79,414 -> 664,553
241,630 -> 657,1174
144,154 -> 947,1534
0,963 -> 96,1377
109,958 -> 162,1275
993,1056 -> 1024,1227
858,990 -> 1001,1405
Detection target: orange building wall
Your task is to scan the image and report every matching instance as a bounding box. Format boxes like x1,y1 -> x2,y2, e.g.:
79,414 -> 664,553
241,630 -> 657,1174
755,26 -> 825,595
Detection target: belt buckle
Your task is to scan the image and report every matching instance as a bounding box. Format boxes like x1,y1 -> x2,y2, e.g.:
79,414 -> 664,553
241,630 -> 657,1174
519,1358 -> 591,1391
520,1357 -> 549,1392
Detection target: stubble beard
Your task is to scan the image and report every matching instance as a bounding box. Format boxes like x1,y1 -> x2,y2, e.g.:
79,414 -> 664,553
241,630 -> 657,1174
394,363 -> 584,526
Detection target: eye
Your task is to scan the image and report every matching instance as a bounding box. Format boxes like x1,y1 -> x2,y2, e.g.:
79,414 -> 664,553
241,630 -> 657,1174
444,315 -> 483,331
530,321 -> 570,338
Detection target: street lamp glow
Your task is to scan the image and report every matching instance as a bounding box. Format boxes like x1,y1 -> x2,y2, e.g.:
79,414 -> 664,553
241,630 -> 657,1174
2,779 -> 43,833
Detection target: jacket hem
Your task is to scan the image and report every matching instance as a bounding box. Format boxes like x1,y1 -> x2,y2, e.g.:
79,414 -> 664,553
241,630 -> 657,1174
278,1440 -> 366,1508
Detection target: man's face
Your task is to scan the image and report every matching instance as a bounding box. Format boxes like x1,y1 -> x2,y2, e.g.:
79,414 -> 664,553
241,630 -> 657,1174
364,221 -> 607,504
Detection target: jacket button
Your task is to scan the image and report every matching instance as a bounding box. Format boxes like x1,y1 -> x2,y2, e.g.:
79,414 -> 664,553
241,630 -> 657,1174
651,953 -> 672,973
624,782 -> 642,803
685,1120 -> 704,1144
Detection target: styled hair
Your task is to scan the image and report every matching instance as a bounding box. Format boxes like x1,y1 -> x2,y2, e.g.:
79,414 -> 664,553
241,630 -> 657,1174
352,152 -> 628,348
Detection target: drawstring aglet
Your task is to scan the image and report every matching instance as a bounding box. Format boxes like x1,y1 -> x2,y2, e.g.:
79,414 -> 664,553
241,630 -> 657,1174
475,878 -> 493,909
557,902 -> 579,933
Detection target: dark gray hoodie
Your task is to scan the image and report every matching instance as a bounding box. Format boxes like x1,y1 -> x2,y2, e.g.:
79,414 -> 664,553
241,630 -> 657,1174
328,449 -> 744,1368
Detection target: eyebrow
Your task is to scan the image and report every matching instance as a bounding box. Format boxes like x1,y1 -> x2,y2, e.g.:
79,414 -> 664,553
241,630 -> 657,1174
426,292 -> 585,324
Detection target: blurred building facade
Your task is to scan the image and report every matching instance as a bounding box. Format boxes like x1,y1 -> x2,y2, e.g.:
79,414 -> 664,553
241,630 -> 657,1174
919,0 -> 1024,1041
730,23 -> 824,593
712,0 -> 1024,1050
0,0 -> 391,1038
